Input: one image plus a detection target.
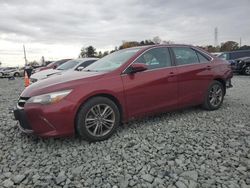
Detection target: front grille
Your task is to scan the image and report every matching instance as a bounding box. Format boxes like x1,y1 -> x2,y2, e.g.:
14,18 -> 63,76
18,97 -> 30,108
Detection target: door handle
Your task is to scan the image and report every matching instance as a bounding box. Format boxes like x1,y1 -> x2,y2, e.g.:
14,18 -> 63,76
169,72 -> 175,77
206,66 -> 211,70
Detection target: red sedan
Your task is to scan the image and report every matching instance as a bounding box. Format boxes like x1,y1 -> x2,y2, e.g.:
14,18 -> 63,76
14,45 -> 233,141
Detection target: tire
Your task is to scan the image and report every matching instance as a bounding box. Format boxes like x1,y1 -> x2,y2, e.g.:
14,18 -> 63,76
0,72 -> 3,77
14,72 -> 20,77
76,97 -> 120,141
243,65 -> 250,75
203,81 -> 224,111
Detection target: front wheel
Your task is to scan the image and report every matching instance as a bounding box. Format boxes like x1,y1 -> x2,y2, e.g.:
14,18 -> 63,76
14,72 -> 20,77
76,97 -> 120,141
203,81 -> 224,110
243,65 -> 250,75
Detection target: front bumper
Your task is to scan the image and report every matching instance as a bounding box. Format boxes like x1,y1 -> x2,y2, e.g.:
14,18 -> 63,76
13,108 -> 34,134
13,99 -> 76,138
1,73 -> 13,78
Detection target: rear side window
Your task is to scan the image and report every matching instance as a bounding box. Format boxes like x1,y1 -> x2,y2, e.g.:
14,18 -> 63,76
134,47 -> 172,70
172,47 -> 199,65
196,51 -> 210,63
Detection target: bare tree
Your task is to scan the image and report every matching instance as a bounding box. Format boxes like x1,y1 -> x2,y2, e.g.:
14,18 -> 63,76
152,36 -> 162,44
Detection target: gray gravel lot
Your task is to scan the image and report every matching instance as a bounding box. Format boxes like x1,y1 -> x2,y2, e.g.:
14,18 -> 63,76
0,76 -> 250,188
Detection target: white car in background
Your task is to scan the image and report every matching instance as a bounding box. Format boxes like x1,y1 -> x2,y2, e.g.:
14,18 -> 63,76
30,58 -> 98,83
0,67 -> 24,78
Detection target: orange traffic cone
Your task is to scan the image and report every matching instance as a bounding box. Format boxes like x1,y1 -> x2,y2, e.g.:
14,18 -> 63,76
24,71 -> 30,87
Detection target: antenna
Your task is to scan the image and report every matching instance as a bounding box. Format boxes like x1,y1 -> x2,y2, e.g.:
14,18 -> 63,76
214,27 -> 218,47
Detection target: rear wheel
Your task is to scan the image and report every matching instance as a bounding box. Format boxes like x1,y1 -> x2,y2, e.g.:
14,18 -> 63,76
243,65 -> 250,75
76,97 -> 120,141
203,81 -> 224,110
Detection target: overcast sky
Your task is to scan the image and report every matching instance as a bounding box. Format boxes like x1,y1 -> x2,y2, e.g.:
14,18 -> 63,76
0,0 -> 249,67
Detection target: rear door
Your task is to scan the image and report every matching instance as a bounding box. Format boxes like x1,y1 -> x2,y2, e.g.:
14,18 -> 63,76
122,47 -> 178,118
171,47 -> 213,107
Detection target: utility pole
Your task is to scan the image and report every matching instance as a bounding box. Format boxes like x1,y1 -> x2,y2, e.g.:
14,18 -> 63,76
240,37 -> 242,48
23,45 -> 27,66
214,27 -> 218,47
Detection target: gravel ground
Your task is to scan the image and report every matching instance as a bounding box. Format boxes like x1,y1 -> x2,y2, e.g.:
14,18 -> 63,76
0,76 -> 250,188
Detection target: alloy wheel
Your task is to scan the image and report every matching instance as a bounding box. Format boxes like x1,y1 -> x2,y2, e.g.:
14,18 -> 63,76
245,66 -> 250,75
208,84 -> 223,107
85,104 -> 115,137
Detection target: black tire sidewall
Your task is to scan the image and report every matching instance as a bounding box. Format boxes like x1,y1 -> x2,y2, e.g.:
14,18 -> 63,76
244,66 -> 250,75
203,81 -> 224,110
14,72 -> 20,77
76,97 -> 120,142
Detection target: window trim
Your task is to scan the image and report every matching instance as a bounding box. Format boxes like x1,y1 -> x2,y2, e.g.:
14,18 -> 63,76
122,46 -> 174,74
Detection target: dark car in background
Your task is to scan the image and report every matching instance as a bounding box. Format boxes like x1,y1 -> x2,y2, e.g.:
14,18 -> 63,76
14,45 -> 233,141
34,59 -> 72,73
232,57 -> 250,75
218,50 -> 250,75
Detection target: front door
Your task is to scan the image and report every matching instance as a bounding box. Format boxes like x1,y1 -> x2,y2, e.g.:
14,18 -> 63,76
122,47 -> 178,119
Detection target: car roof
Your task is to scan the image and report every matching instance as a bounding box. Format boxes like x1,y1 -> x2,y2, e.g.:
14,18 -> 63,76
126,44 -> 200,52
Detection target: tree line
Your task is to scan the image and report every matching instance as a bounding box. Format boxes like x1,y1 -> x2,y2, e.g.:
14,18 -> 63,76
79,36 -> 250,58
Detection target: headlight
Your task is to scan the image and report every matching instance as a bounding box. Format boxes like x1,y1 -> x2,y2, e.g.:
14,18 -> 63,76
27,90 -> 72,105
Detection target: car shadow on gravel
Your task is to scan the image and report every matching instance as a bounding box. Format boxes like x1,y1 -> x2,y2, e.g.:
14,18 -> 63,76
16,103 -> 230,146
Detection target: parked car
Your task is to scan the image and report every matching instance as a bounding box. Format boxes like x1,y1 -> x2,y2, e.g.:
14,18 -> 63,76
34,59 -> 71,73
0,67 -> 24,78
30,58 -> 98,83
218,50 -> 250,61
218,50 -> 250,74
231,57 -> 250,75
211,52 -> 222,57
14,45 -> 233,141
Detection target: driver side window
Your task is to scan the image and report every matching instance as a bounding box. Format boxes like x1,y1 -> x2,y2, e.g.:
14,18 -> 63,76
134,47 -> 172,70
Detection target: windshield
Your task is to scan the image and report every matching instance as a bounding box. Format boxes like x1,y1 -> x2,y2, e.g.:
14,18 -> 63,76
84,48 -> 141,72
56,60 -> 80,70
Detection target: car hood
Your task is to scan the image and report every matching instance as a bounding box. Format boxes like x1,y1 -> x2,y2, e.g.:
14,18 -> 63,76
22,70 -> 104,97
30,69 -> 61,80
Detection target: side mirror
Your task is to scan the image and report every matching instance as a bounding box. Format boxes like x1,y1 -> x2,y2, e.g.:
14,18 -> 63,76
76,66 -> 84,71
127,63 -> 148,74
53,65 -> 57,69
